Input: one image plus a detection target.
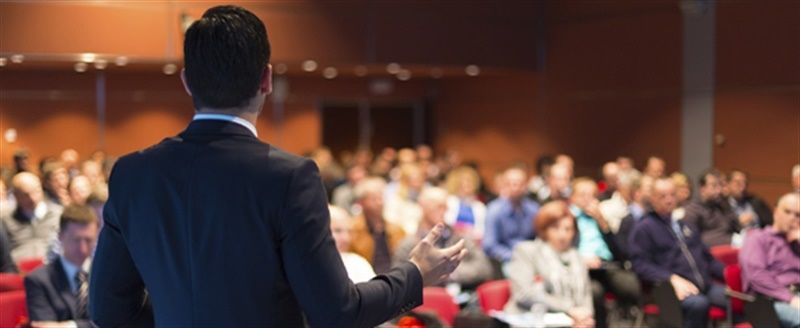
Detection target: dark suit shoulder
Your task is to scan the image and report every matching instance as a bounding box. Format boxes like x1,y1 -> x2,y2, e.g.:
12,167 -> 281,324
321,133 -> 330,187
24,261 -> 58,287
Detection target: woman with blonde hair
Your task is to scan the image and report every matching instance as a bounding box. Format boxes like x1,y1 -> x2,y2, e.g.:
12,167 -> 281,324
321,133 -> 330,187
444,166 -> 487,243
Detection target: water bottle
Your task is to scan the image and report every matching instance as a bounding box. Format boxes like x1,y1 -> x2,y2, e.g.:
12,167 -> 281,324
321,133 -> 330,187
529,276 -> 547,328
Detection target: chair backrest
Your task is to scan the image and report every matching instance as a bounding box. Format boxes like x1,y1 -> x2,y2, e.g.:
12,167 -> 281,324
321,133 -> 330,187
0,290 -> 28,328
16,258 -> 44,274
710,245 -> 739,266
414,287 -> 459,326
476,279 -> 511,313
0,273 -> 24,293
724,264 -> 745,314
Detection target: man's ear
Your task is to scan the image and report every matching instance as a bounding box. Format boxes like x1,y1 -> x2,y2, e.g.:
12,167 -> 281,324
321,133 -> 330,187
180,69 -> 192,96
259,64 -> 273,95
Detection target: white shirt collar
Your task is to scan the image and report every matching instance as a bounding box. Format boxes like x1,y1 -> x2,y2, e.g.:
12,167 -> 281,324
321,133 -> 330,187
192,113 -> 258,137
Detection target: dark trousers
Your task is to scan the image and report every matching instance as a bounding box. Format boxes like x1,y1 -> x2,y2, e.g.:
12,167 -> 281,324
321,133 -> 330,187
589,267 -> 642,328
681,283 -> 727,328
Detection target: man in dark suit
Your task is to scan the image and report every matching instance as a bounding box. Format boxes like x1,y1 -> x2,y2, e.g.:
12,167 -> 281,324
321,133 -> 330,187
25,205 -> 98,328
89,5 -> 466,328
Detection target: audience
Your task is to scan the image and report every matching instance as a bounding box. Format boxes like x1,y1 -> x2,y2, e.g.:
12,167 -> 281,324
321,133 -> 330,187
0,220 -> 18,273
1,172 -> 62,262
505,201 -> 595,328
24,205 -> 97,328
528,155 -> 555,199
629,178 -> 726,328
684,169 -> 742,247
328,205 -> 375,283
570,178 -> 640,328
393,187 -> 492,288
331,165 -> 368,214
384,163 -> 426,235
670,172 -> 692,220
349,177 -> 406,274
727,169 -> 773,229
740,193 -> 800,328
483,167 -> 540,265
598,162 -> 619,201
537,163 -> 571,204
644,156 -> 665,179
2,143 -> 797,328
42,162 -> 71,209
443,166 -> 487,243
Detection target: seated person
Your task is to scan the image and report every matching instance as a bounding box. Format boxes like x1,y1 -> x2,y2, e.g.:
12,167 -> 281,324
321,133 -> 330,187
24,205 -> 98,328
505,201 -> 594,328
740,193 -> 800,328
483,167 -> 539,264
384,164 -> 426,235
536,163 -> 571,204
393,187 -> 492,289
349,177 -> 406,274
2,172 -> 62,262
570,178 -> 640,328
727,170 -> 773,229
629,178 -> 726,328
683,169 -> 743,247
443,166 -> 487,243
0,220 -> 18,273
329,205 -> 376,283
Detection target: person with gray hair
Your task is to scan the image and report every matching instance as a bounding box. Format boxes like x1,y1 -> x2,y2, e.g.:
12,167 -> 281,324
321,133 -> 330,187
393,187 -> 492,288
1,172 -> 62,262
349,177 -> 407,274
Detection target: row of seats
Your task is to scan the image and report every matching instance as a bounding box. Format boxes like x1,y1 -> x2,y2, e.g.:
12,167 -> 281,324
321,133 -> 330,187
411,246 -> 780,328
0,258 -> 43,328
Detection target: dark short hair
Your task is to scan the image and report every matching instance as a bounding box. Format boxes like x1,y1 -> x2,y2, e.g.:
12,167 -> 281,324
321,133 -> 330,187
698,168 -> 723,187
183,5 -> 270,110
533,200 -> 575,241
59,205 -> 98,232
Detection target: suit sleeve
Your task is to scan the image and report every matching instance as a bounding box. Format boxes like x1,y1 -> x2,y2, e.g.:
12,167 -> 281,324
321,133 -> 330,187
24,275 -> 59,321
89,165 -> 154,328
279,159 -> 422,328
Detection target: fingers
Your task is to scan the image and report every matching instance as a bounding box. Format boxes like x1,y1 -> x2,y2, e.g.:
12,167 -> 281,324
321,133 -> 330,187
440,238 -> 466,258
422,223 -> 444,246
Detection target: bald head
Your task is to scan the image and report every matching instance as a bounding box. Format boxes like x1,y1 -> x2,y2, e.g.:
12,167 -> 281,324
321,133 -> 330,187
773,193 -> 800,236
792,164 -> 800,189
12,172 -> 44,211
650,178 -> 677,216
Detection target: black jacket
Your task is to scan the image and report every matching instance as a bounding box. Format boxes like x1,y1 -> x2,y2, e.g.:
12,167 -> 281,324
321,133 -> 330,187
24,259 -> 92,328
89,120 -> 422,327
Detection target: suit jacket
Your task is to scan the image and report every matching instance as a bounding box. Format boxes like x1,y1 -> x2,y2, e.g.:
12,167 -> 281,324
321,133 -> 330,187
0,220 -> 18,273
89,120 -> 422,328
24,259 -> 92,328
1,204 -> 61,262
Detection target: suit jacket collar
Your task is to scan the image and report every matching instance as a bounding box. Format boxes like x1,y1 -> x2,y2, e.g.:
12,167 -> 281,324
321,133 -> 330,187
48,260 -> 78,318
179,119 -> 258,140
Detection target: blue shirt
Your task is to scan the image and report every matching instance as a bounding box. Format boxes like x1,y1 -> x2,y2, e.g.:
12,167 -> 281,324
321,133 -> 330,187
60,257 -> 81,293
482,196 -> 539,262
571,205 -> 613,261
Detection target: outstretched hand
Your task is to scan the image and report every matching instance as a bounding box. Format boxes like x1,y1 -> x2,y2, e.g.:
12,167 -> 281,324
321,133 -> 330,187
408,224 -> 468,286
